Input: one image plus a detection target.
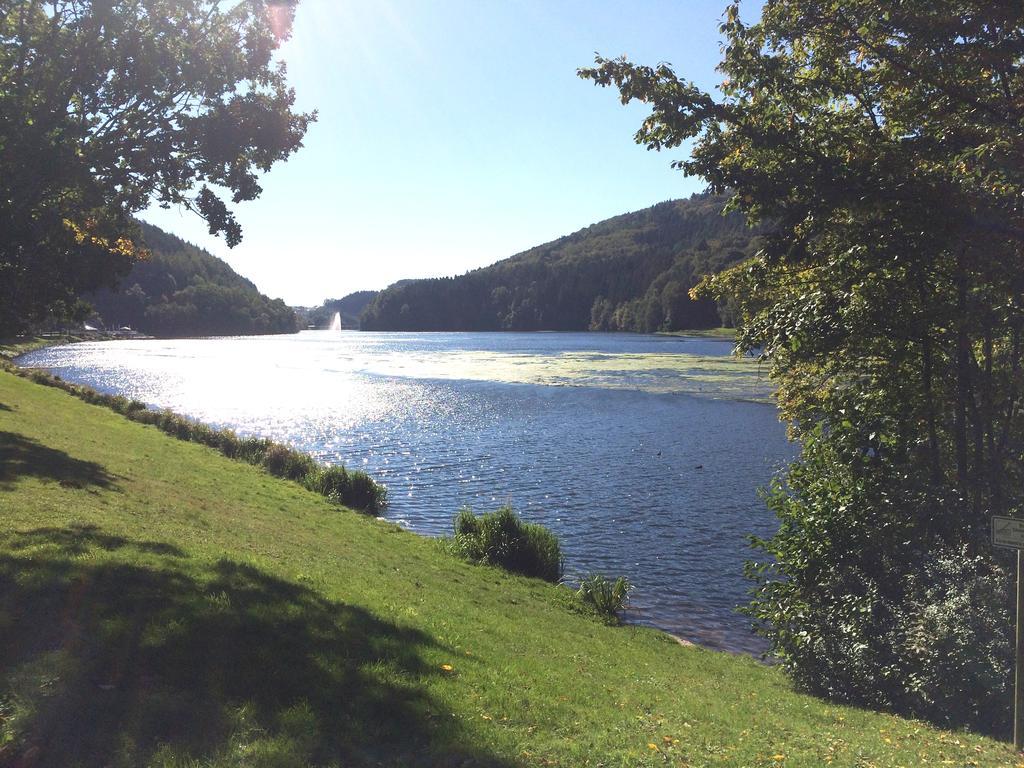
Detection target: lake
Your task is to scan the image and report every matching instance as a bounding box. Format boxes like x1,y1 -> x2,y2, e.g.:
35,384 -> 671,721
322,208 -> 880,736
20,330 -> 792,654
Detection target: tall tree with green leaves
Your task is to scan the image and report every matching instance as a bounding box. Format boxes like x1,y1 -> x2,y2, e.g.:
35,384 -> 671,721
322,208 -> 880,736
0,0 -> 313,334
582,1 -> 1023,732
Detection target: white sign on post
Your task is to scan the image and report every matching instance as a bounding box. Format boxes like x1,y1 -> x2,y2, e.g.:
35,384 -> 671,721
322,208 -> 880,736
993,516 -> 1024,550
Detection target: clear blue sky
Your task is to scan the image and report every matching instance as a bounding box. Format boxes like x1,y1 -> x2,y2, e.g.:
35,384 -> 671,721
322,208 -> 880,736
142,0 -> 731,306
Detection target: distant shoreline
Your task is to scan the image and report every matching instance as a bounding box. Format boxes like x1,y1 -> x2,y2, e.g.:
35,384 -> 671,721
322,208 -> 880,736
0,331 -> 151,362
656,327 -> 737,341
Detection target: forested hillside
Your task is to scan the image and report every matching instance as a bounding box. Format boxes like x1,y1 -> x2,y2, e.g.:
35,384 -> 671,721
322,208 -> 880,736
360,194 -> 761,332
88,222 -> 297,337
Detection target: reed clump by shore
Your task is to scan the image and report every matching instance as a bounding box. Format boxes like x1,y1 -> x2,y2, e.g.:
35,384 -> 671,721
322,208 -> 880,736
450,505 -> 563,582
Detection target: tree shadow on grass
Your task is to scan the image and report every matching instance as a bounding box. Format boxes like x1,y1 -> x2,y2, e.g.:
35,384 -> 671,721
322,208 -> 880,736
0,526 -> 514,767
0,430 -> 118,491
8,523 -> 186,559
0,402 -> 13,412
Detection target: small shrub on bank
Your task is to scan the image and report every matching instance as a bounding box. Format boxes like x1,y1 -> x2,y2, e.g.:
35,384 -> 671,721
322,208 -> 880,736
262,443 -> 294,477
189,421 -> 217,448
285,452 -> 317,482
157,409 -> 181,433
157,411 -> 194,441
263,443 -> 317,482
8,365 -> 387,515
29,369 -> 55,386
344,470 -> 388,514
132,408 -> 161,426
84,389 -> 107,406
237,437 -> 274,465
216,429 -> 241,458
108,395 -> 130,414
575,573 -> 632,624
893,545 -> 1012,731
305,465 -> 350,498
451,505 -> 563,582
302,464 -> 387,514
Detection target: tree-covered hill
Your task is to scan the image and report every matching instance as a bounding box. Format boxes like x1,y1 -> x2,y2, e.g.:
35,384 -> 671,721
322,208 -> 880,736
88,222 -> 297,337
360,193 -> 762,332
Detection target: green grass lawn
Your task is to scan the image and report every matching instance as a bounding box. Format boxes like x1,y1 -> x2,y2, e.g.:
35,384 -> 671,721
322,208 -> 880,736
0,369 -> 1015,767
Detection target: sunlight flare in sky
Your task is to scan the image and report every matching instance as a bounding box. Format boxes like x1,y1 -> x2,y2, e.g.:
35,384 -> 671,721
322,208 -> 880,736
143,0 -> 729,306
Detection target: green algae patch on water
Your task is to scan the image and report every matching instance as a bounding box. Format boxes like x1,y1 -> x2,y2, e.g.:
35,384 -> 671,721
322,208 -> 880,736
359,350 -> 774,401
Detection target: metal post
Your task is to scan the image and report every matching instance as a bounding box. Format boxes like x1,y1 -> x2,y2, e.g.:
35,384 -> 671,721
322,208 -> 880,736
1016,549 -> 1024,750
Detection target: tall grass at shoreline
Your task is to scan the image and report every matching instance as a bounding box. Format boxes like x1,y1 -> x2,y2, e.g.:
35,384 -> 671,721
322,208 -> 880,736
576,573 -> 633,624
5,363 -> 387,514
451,505 -> 563,582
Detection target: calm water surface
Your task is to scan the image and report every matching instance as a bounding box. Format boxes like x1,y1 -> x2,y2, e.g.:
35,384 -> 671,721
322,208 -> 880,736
21,331 -> 792,653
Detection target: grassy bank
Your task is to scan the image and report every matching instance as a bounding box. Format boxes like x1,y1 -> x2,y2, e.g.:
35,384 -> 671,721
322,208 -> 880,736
0,369 -> 1014,767
0,336 -> 58,359
9,364 -> 386,514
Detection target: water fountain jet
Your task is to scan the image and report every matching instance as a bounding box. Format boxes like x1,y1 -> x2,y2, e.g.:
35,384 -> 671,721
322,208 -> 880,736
329,312 -> 342,331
